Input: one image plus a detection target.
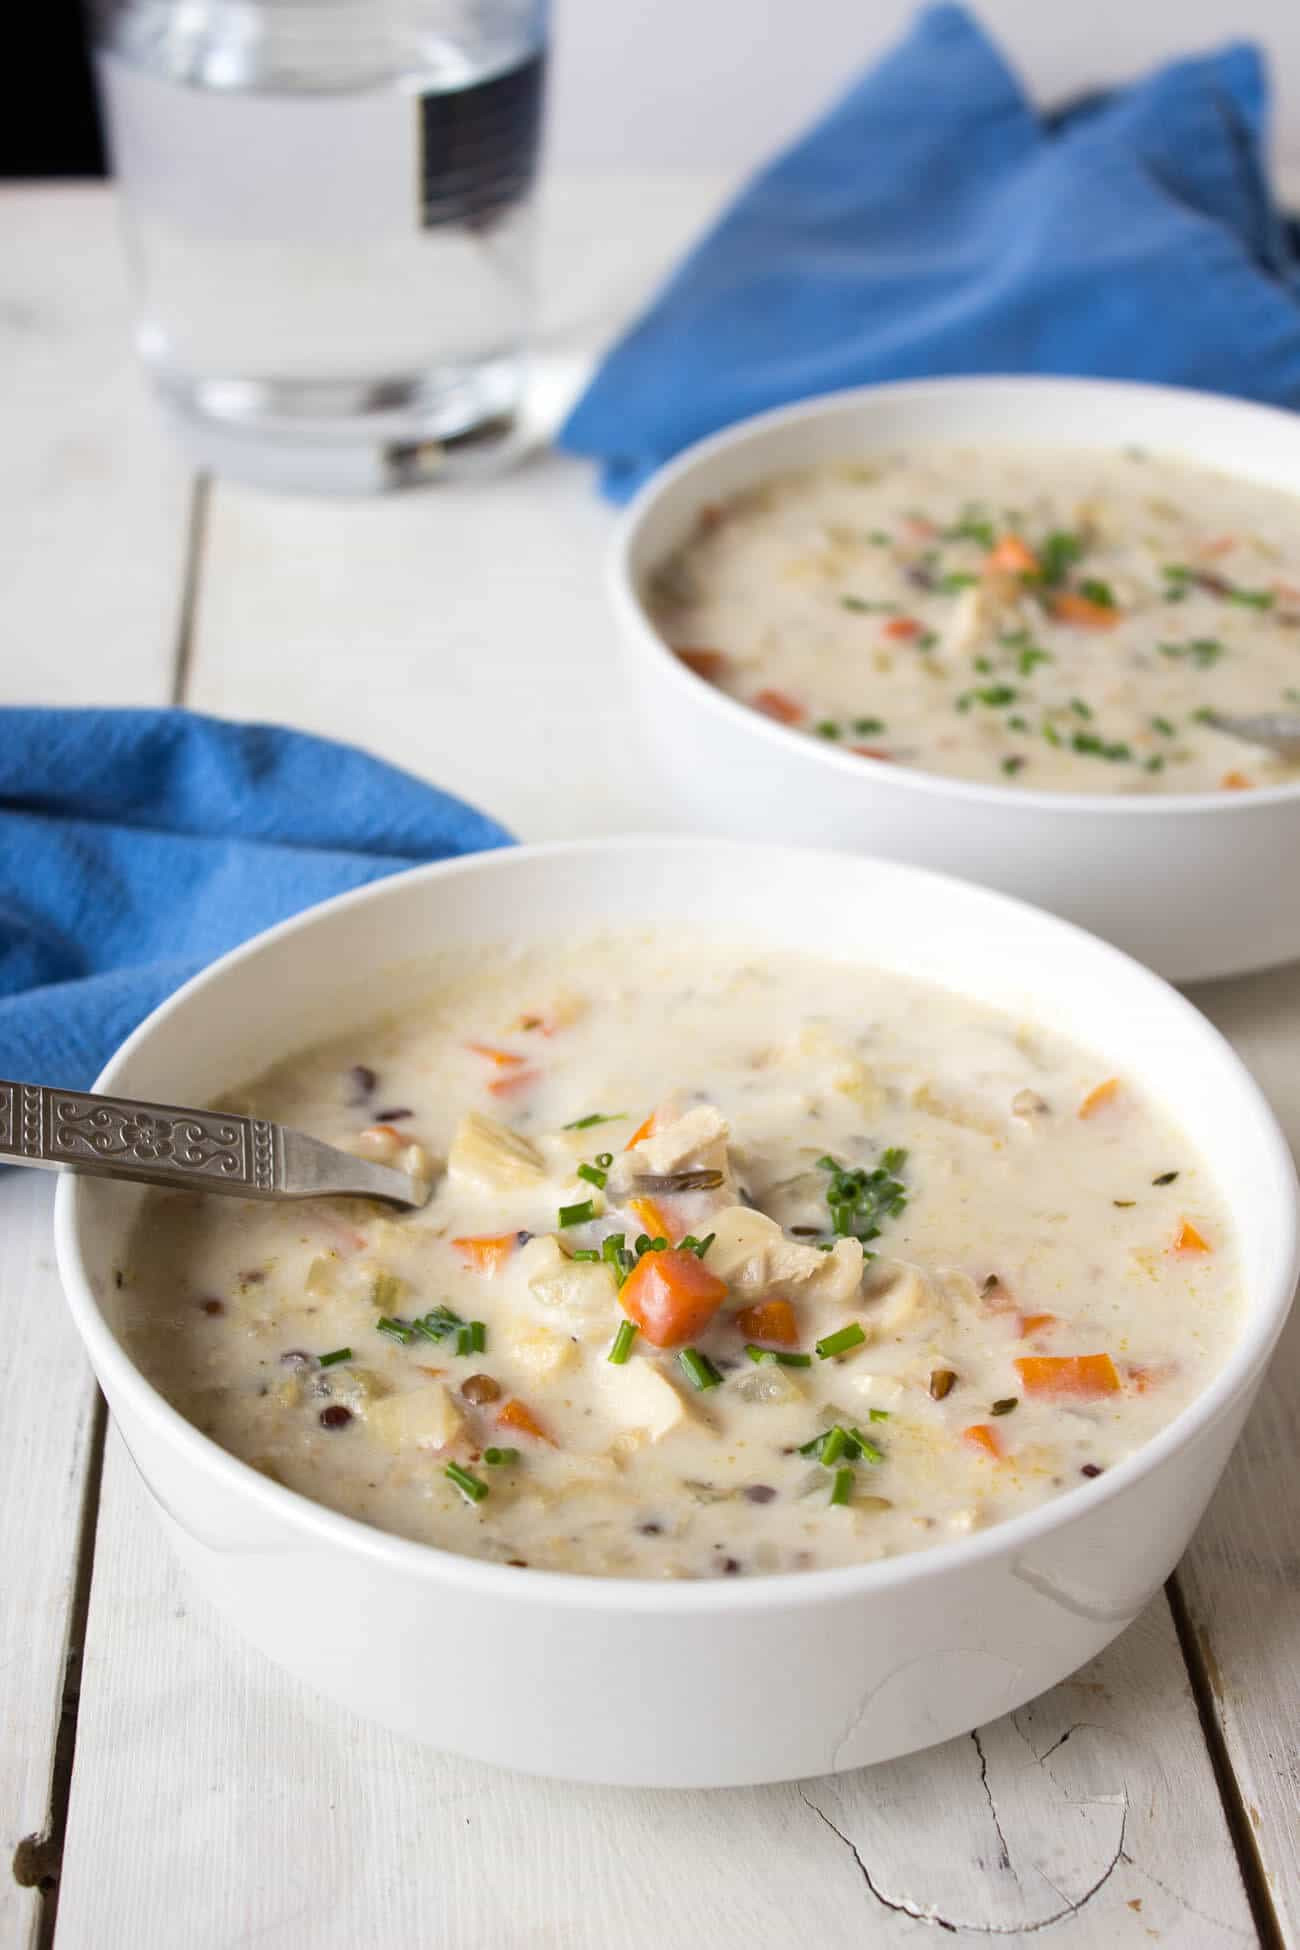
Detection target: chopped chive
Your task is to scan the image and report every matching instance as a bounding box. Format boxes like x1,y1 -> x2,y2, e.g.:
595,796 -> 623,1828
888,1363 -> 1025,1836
1078,578 -> 1115,609
1151,715 -> 1176,736
991,1397 -> 1018,1416
594,1152 -> 614,1169
841,594 -> 897,613
693,1232 -> 715,1259
828,1467 -> 855,1507
577,1162 -> 607,1190
1039,531 -> 1083,585
412,1304 -> 464,1343
570,1249 -> 601,1263
482,1447 -> 520,1467
917,630 -> 938,649
868,529 -> 891,545
318,1346 -> 352,1367
1007,714 -> 1029,731
850,1429 -> 885,1462
852,716 -> 886,736
1001,755 -> 1026,776
1069,697 -> 1092,719
375,1316 -> 415,1344
470,1320 -> 486,1353
973,655 -> 993,674
1043,721 -> 1062,747
1229,586 -> 1274,609
815,720 -> 842,740
679,1347 -> 723,1390
558,1198 -> 596,1228
744,1343 -> 812,1367
868,1407 -> 890,1422
607,1320 -> 638,1365
819,1425 -> 849,1465
445,1462 -> 488,1504
974,684 -> 1017,707
816,1322 -> 867,1360
1144,754 -> 1165,773
562,1112 -> 628,1131
940,571 -> 978,592
1017,646 -> 1051,674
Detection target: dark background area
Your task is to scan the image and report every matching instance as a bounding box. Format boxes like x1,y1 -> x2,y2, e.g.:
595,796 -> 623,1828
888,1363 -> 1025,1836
3,1 -> 105,176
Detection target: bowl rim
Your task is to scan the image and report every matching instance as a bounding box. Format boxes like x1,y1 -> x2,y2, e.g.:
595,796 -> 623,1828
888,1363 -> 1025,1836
54,834 -> 1300,1615
610,373 -> 1300,817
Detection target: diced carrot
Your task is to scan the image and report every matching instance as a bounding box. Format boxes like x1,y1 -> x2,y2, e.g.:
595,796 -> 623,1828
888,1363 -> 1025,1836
986,534 -> 1040,577
676,648 -> 729,681
487,1068 -> 540,1098
415,1365 -> 445,1379
619,1248 -> 728,1348
1220,771 -> 1254,791
1018,1312 -> 1057,1337
452,1233 -> 517,1274
1078,1077 -> 1120,1119
734,1298 -> 799,1346
1172,1219 -> 1211,1255
882,615 -> 922,640
361,1123 -> 405,1144
963,1423 -> 1004,1459
624,1113 -> 656,1150
754,689 -> 803,725
467,1042 -> 525,1067
851,745 -> 894,761
497,1398 -> 552,1443
1050,591 -> 1120,630
1014,1353 -> 1121,1398
627,1196 -> 672,1242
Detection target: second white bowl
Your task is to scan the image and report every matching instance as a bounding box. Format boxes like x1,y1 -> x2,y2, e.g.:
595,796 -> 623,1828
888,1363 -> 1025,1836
611,376 -> 1300,982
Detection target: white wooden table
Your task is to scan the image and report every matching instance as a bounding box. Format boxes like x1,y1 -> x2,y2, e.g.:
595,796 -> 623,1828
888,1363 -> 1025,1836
2,176 -> 1298,1950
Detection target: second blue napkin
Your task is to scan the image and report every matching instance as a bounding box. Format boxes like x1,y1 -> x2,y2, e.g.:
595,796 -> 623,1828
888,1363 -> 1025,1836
560,4 -> 1300,500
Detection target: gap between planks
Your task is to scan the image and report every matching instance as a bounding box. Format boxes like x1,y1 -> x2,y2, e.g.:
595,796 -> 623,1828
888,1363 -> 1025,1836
12,467 -> 209,1943
1167,1573 -> 1285,1950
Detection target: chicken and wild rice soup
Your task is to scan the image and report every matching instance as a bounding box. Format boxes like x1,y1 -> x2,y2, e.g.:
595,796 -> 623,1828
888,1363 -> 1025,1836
648,444 -> 1300,793
125,939 -> 1238,1579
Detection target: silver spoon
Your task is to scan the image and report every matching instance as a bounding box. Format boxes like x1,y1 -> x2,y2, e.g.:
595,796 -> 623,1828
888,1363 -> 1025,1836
0,1079 -> 430,1209
1203,710 -> 1300,761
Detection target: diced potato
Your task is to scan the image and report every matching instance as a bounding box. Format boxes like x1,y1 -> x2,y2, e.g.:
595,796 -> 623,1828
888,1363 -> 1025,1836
594,1357 -> 690,1442
369,1382 -> 462,1453
912,1081 -> 1004,1139
501,1313 -> 578,1384
328,1366 -> 390,1413
707,1205 -> 863,1303
526,1247 -> 619,1340
448,1111 -> 547,1194
846,1370 -> 906,1409
304,1253 -> 341,1299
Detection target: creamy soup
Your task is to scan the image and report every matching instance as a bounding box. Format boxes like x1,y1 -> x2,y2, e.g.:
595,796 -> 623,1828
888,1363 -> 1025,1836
647,446 -> 1300,793
124,939 -> 1239,1579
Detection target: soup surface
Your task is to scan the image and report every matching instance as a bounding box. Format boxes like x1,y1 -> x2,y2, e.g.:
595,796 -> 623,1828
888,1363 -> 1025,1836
125,939 -> 1239,1578
647,445 -> 1300,793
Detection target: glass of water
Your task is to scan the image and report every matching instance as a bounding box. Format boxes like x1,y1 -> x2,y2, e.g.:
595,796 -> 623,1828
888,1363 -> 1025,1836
92,0 -> 549,491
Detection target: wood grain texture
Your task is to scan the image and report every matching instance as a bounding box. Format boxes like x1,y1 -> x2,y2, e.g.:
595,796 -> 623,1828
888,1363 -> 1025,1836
1179,962 -> 1300,1944
0,1179 -> 99,1950
0,185 -> 193,703
56,1435 -> 1255,1950
0,184 -> 192,1945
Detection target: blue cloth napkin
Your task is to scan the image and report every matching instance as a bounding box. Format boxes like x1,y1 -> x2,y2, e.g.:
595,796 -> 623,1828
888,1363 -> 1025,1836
0,709 -> 512,1088
560,4 -> 1300,500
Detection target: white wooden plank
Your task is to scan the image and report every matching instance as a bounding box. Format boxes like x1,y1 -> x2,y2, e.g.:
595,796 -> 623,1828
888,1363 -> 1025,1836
181,173 -> 731,841
0,183 -> 193,1945
56,1433 -> 1254,1949
1178,961 -> 1300,1944
0,184 -> 193,702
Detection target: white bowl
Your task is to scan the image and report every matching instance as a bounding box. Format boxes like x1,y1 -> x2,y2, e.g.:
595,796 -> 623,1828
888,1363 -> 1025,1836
611,376 -> 1300,983
55,838 -> 1299,1787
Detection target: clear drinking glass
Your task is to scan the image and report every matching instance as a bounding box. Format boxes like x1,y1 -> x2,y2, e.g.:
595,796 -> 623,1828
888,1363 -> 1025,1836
91,0 -> 549,491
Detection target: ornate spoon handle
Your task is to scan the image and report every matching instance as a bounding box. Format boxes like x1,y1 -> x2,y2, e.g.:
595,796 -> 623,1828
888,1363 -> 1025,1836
0,1080 -> 427,1209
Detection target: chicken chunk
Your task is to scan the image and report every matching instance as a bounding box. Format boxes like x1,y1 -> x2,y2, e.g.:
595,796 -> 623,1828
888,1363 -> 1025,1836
609,1103 -> 736,1201
594,1356 -> 691,1443
447,1111 -> 547,1194
706,1205 -> 863,1304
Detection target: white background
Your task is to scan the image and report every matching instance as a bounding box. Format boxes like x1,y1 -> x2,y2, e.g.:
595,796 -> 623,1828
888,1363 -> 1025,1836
548,0 -> 1300,171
